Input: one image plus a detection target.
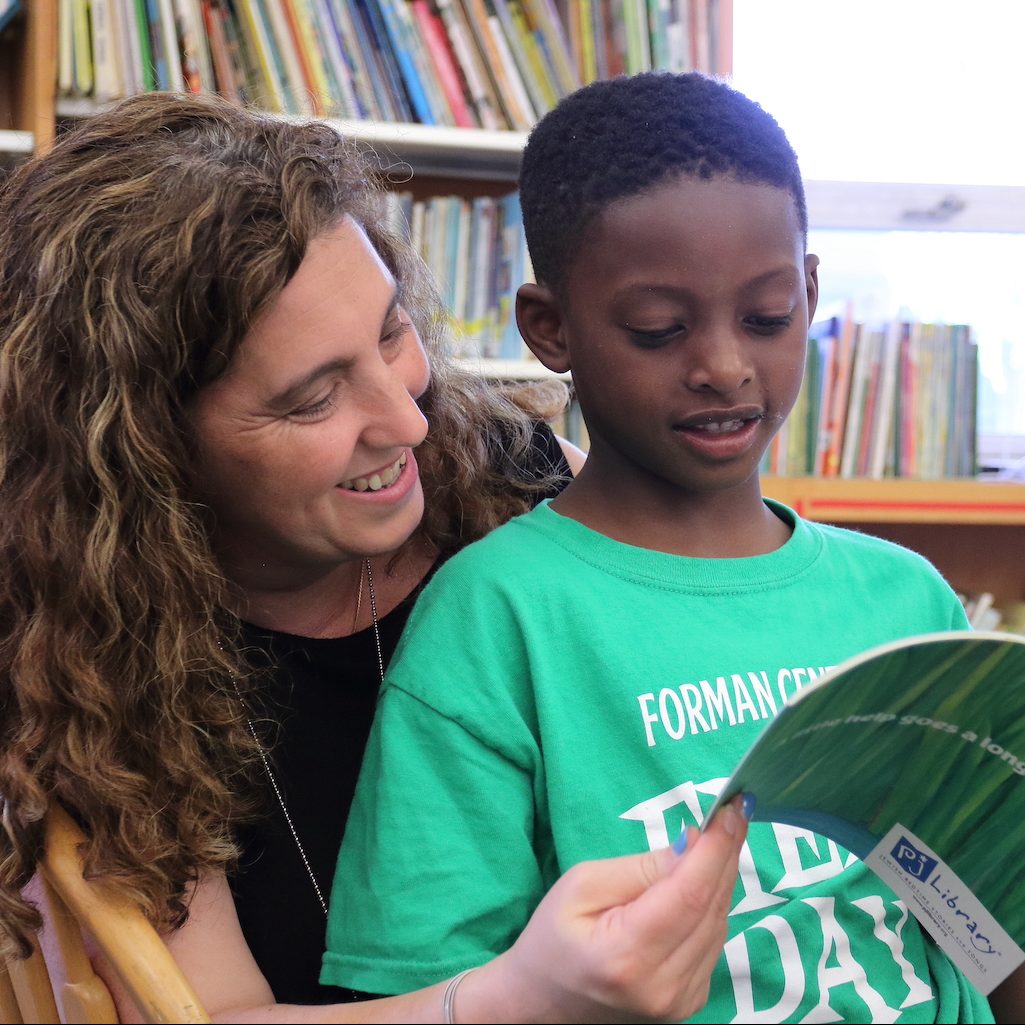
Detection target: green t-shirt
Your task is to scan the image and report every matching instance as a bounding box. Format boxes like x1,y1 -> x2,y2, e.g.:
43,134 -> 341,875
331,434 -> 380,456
323,500 -> 991,1023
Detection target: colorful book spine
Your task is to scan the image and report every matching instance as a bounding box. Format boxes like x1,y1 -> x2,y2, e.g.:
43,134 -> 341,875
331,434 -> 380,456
89,0 -> 121,101
493,0 -> 556,114
72,0 -> 95,94
284,0 -> 335,113
234,0 -> 286,112
462,0 -> 532,131
258,0 -> 315,114
325,0 -> 385,119
487,9 -> 538,127
156,0 -> 187,91
820,306 -> 856,477
412,0 -> 475,127
202,0 -> 241,101
355,0 -> 414,122
435,0 -> 503,128
375,0 -> 439,124
173,0 -> 216,93
521,0 -> 579,94
304,0 -> 360,116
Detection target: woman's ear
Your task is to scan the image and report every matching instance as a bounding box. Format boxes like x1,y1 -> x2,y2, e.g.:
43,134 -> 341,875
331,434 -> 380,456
516,283 -> 571,374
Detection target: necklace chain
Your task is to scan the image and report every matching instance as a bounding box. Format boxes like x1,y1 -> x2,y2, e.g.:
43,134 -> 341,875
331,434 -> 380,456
232,557 -> 384,918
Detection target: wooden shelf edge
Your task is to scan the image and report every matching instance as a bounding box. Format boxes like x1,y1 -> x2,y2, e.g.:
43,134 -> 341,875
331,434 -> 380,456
764,477 -> 1025,526
0,129 -> 33,154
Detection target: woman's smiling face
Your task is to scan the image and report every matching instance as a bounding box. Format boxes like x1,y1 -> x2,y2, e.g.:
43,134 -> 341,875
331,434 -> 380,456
190,216 -> 431,586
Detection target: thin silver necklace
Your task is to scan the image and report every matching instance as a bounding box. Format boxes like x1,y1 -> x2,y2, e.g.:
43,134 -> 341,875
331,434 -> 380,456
231,557 -> 384,917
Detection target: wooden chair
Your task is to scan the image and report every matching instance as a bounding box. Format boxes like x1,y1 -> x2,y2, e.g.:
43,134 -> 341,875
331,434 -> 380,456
1,805 -> 210,1024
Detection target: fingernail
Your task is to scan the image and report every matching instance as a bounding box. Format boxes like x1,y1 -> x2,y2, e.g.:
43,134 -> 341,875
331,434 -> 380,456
671,830 -> 689,855
719,804 -> 739,836
741,793 -> 756,821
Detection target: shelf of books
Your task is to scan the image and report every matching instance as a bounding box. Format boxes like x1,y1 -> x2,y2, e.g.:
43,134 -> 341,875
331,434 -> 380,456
0,0 -> 55,160
768,311 -> 980,482
51,1 -> 733,134
38,0 -> 734,371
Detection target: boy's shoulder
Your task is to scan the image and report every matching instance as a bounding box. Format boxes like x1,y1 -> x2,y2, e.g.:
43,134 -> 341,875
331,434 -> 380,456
806,515 -> 947,579
811,517 -> 925,557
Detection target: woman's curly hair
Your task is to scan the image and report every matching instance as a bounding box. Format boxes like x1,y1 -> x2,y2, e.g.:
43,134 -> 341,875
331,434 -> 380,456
0,92 -> 565,957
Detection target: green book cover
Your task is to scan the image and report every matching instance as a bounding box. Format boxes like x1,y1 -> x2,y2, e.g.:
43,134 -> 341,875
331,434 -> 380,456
710,630 -> 1025,994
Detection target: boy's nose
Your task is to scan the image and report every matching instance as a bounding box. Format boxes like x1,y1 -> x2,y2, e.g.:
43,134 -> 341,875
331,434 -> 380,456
683,329 -> 754,396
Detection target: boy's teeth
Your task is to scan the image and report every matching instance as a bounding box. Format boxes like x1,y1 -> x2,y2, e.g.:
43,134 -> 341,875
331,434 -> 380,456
340,452 -> 407,492
696,419 -> 743,434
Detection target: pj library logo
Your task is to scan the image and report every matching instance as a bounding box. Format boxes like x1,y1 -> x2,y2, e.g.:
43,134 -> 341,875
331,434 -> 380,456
891,835 -> 998,956
891,836 -> 937,880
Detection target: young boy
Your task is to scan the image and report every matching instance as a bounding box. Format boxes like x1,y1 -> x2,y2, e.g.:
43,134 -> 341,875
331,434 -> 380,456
322,73 -> 993,1022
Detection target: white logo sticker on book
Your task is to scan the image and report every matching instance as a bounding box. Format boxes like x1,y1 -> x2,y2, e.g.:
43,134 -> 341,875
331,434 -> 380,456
867,823 -> 1025,993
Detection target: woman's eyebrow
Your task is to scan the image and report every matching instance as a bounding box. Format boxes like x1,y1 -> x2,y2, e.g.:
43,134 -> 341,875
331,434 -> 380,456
270,288 -> 401,408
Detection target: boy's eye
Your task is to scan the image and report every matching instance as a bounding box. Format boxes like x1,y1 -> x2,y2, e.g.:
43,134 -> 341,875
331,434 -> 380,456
628,324 -> 685,347
745,315 -> 794,334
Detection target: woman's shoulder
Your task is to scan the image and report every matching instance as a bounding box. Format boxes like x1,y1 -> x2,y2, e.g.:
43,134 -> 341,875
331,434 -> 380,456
430,504 -> 567,598
504,418 -> 574,506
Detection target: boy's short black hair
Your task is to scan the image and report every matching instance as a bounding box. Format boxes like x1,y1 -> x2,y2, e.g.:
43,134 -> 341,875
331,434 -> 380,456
518,71 -> 807,293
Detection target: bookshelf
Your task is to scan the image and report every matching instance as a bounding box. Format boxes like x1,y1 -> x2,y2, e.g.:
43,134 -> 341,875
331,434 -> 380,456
6,1 -> 1025,619
0,0 -> 56,161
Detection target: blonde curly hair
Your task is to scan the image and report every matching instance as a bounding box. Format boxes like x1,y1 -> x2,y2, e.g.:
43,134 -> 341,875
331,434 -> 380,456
0,92 -> 565,957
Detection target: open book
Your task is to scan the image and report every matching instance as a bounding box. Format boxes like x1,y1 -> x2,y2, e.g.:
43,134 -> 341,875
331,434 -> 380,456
708,630 -> 1025,995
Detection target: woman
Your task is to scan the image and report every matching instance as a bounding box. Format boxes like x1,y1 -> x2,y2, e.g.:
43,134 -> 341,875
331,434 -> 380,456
0,92 -> 747,1022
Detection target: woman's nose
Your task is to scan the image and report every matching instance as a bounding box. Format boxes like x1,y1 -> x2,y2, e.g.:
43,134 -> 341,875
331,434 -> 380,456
361,350 -> 430,450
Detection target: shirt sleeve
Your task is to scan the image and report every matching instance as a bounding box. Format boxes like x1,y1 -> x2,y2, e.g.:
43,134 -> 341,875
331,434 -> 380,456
321,556 -> 550,994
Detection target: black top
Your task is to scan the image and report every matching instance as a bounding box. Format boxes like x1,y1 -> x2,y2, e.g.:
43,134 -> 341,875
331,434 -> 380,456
229,422 -> 572,1005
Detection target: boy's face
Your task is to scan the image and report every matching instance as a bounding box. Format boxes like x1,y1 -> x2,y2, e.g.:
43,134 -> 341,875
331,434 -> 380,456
546,175 -> 817,508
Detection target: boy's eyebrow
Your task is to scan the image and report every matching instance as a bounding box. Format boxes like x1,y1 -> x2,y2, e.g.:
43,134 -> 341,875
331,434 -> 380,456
270,292 -> 400,408
616,267 -> 803,301
740,266 -> 804,290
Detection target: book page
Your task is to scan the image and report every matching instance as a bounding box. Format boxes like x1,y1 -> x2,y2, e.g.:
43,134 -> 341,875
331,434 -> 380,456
710,630 -> 1025,992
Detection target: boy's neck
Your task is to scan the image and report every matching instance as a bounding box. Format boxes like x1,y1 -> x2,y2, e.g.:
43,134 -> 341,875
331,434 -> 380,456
549,473 -> 791,559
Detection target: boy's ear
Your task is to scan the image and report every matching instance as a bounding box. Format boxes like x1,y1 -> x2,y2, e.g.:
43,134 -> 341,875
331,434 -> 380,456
805,253 -> 820,323
516,283 -> 571,374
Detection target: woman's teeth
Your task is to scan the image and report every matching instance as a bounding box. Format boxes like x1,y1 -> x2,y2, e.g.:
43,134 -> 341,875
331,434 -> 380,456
340,453 -> 407,492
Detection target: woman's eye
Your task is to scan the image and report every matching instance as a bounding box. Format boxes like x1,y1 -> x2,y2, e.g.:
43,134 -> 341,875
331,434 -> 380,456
381,320 -> 410,346
381,306 -> 413,347
289,389 -> 337,421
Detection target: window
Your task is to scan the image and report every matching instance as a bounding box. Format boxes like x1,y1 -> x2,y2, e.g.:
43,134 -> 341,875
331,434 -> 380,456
732,0 -> 1025,462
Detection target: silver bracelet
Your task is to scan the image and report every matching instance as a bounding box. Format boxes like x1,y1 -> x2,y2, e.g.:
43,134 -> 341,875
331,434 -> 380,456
442,967 -> 477,1025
